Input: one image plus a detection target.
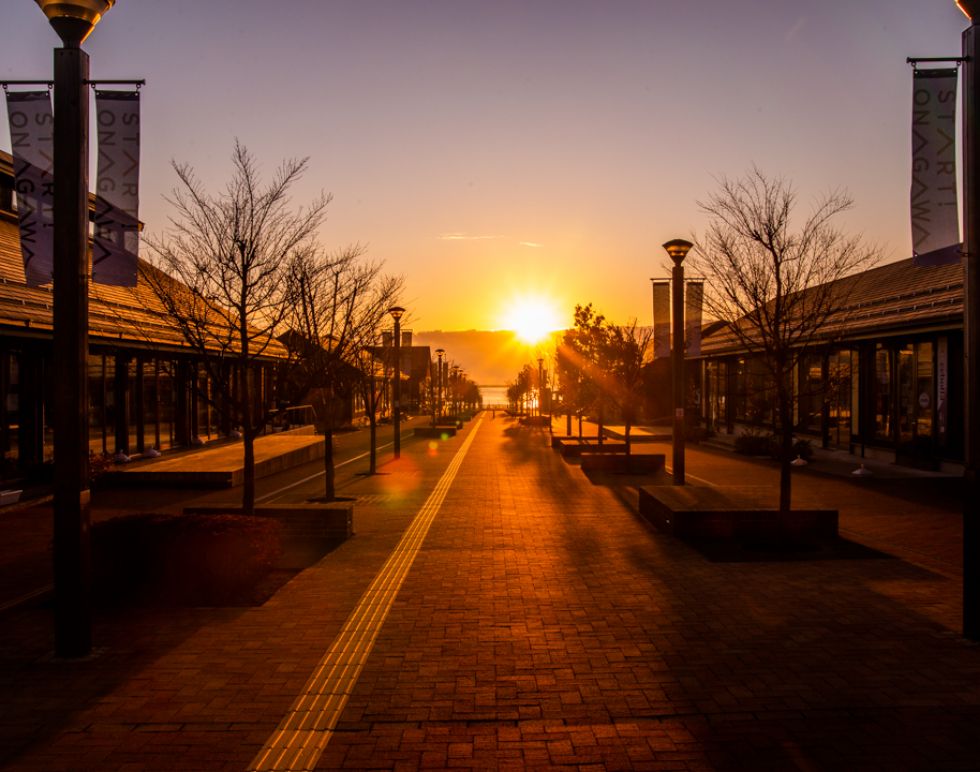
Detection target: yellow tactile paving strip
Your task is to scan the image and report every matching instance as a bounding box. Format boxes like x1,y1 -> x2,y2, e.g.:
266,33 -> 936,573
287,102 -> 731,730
248,415 -> 484,772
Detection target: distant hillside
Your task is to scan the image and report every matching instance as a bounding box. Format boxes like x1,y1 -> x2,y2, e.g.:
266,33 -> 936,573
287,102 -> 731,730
413,330 -> 561,386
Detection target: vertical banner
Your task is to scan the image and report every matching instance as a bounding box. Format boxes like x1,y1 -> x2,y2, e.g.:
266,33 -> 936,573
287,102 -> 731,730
911,68 -> 960,267
4,91 -> 54,286
652,280 -> 670,359
685,280 -> 704,357
93,90 -> 140,286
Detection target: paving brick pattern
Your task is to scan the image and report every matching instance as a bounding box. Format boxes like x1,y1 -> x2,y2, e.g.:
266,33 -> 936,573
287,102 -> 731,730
0,417 -> 979,770
319,421 -> 980,770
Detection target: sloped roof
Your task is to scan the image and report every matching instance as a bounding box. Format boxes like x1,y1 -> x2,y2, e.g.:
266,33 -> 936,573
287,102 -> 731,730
0,150 -> 286,359
699,257 -> 963,357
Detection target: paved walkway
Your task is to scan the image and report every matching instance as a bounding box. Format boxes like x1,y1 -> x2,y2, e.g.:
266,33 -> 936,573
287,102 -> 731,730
1,415 -> 979,770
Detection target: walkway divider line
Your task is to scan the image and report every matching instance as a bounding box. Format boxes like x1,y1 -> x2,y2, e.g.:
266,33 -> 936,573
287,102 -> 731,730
256,441 -> 396,504
249,415 -> 484,772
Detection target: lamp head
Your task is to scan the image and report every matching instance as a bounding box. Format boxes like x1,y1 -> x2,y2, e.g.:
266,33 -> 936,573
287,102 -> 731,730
388,305 -> 405,321
435,348 -> 445,357
662,238 -> 694,266
958,0 -> 978,21
36,0 -> 114,47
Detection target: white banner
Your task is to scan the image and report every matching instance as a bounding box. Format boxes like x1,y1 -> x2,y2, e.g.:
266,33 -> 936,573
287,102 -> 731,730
93,91 -> 140,286
652,280 -> 670,359
5,91 -> 54,287
685,281 -> 704,357
911,68 -> 960,267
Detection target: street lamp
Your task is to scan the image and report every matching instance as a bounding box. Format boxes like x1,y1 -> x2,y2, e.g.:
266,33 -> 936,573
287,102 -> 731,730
388,306 -> 405,459
451,365 -> 460,416
36,0 -> 115,659
958,0 -> 980,640
435,348 -> 445,422
663,238 -> 693,486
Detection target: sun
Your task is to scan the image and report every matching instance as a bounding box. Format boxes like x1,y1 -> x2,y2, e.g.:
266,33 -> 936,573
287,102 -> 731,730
502,295 -> 564,344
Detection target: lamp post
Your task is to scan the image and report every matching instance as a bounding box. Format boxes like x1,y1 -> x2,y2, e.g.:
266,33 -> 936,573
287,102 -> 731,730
663,239 -> 692,486
388,306 -> 405,459
435,348 -> 445,423
451,365 -> 460,416
35,0 -> 114,659
958,0 -> 980,641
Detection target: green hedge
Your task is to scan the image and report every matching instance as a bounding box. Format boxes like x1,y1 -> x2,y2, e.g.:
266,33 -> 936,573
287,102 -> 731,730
93,514 -> 283,606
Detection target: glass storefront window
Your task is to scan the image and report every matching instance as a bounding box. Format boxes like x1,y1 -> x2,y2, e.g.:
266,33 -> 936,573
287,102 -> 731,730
828,350 -> 854,449
898,344 -> 915,444
915,341 -> 934,438
874,346 -> 892,441
88,354 -> 107,455
798,354 -> 824,435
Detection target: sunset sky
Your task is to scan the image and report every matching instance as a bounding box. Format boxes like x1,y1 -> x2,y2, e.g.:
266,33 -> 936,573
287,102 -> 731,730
0,1 -> 969,332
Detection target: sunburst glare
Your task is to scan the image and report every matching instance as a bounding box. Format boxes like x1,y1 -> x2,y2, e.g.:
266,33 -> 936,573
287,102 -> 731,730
501,295 -> 564,344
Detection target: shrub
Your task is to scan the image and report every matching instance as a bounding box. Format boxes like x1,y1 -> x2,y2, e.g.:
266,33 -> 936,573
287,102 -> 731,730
93,514 -> 283,605
734,431 -> 773,456
88,451 -> 114,482
768,436 -> 814,461
791,438 -> 814,461
734,431 -> 814,461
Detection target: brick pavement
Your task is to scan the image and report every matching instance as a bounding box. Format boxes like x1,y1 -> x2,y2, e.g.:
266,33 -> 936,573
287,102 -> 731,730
0,415 -> 978,770
318,418 -> 980,769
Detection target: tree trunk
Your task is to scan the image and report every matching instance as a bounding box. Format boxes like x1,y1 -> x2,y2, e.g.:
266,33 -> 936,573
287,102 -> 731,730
597,405 -> 604,446
242,428 -> 256,515
323,427 -> 336,500
777,378 -> 793,520
240,359 -> 256,515
369,417 -> 377,474
625,420 -> 632,457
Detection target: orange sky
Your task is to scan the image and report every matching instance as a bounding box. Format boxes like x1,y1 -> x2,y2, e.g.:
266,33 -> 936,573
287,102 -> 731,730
2,1 -> 969,331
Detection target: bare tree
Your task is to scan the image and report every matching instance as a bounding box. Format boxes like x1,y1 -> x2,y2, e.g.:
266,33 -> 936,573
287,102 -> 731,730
603,320 -> 653,456
143,141 -> 330,514
556,304 -> 610,441
507,364 -> 533,417
353,338 -> 391,476
284,244 -> 403,500
689,168 -> 879,518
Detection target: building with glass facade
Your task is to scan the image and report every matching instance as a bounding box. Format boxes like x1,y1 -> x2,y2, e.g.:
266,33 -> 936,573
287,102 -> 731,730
695,257 -> 963,471
0,152 -> 284,489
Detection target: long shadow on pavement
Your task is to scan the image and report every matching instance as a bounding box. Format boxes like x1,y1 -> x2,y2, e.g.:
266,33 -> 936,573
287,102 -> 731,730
507,424 -> 980,769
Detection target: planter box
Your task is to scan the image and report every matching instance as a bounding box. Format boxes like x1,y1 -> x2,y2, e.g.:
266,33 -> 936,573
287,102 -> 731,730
638,485 -> 837,543
581,454 -> 665,475
185,502 -> 354,542
1,489 -> 23,507
415,426 -> 457,438
520,416 -> 551,427
551,435 -> 600,450
556,438 -> 627,457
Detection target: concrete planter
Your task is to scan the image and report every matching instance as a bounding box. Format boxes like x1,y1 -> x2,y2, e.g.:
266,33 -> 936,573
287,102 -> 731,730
638,485 -> 837,543
581,454 -> 665,475
185,501 -> 354,542
556,438 -> 627,457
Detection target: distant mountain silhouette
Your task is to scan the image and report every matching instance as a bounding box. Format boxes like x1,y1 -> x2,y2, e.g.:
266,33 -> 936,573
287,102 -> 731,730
414,330 -> 562,385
